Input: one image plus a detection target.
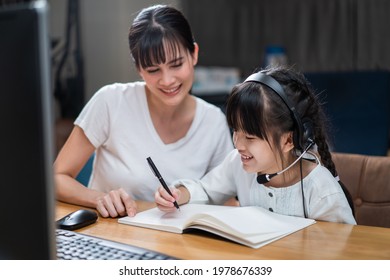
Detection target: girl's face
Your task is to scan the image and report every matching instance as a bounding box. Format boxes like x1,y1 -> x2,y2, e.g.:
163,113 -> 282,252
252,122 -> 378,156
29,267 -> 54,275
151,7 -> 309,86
233,130 -> 281,175
138,43 -> 198,108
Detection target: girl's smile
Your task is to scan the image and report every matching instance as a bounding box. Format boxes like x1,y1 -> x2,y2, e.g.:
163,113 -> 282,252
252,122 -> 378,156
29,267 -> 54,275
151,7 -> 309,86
240,153 -> 254,164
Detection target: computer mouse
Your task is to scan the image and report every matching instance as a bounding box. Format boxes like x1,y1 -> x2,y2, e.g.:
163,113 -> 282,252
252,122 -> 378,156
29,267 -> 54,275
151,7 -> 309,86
56,209 -> 98,230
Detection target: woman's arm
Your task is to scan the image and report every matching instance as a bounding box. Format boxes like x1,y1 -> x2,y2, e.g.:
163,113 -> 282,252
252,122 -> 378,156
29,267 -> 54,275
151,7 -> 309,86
54,125 -> 137,217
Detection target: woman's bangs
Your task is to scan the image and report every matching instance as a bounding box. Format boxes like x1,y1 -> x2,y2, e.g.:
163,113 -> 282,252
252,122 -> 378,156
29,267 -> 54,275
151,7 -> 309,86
138,31 -> 182,68
137,30 -> 165,68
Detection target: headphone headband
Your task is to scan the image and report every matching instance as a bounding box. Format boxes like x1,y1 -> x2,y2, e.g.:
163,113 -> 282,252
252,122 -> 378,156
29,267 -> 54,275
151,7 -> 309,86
244,72 -> 300,122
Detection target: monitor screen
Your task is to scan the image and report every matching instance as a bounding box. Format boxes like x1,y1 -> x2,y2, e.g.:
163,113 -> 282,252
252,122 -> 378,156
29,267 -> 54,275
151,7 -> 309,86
0,0 -> 56,259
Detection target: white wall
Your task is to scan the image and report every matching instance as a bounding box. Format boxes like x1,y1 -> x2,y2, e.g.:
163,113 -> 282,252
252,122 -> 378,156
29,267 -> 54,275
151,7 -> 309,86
48,0 -> 180,105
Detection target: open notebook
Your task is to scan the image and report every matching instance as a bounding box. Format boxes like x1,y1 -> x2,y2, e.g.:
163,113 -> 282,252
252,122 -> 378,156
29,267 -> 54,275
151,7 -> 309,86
119,204 -> 315,249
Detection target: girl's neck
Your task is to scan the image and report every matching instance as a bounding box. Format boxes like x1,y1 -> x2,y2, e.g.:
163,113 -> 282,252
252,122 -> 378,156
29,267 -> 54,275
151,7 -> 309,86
264,159 -> 317,188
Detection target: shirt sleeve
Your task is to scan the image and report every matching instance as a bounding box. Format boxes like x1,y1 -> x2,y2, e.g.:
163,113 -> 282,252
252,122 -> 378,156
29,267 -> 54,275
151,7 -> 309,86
307,170 -> 357,225
309,192 -> 357,224
74,85 -> 120,148
173,150 -> 239,205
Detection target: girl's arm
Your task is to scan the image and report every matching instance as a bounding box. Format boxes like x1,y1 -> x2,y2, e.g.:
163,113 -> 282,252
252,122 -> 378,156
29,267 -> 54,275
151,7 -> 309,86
155,150 -> 240,211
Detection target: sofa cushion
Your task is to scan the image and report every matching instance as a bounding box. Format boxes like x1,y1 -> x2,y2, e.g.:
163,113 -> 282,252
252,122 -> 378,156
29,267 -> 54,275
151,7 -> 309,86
332,152 -> 390,228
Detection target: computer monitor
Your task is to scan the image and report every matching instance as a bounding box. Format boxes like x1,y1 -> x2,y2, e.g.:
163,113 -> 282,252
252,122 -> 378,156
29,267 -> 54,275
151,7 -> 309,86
0,0 -> 56,259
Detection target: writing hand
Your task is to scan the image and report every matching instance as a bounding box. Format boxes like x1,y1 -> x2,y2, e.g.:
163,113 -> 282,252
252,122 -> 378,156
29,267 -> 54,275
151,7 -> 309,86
155,185 -> 181,212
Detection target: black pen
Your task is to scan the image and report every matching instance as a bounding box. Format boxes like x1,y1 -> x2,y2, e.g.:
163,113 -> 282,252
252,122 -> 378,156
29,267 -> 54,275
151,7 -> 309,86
146,157 -> 180,210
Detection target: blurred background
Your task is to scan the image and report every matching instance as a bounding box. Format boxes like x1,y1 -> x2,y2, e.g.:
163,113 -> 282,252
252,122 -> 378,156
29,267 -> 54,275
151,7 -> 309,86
47,0 -> 390,98
47,0 -> 390,156
2,0 -> 389,156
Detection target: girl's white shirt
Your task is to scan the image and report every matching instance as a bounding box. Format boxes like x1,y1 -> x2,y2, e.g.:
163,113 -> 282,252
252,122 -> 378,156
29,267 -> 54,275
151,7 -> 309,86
174,149 -> 357,224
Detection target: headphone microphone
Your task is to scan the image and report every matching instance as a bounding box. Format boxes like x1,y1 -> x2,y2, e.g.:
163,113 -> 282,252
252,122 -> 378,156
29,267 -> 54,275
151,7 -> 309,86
256,140 -> 314,184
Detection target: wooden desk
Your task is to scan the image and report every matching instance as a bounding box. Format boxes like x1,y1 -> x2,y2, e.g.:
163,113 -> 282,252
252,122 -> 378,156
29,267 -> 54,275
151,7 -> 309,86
56,202 -> 390,260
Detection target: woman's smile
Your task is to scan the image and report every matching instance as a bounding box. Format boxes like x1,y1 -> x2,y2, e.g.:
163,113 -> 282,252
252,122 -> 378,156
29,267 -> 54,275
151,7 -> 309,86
159,84 -> 181,96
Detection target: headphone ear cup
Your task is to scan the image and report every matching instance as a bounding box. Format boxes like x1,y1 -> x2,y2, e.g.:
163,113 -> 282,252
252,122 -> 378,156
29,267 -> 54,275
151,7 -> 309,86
293,118 -> 314,151
302,118 -> 315,149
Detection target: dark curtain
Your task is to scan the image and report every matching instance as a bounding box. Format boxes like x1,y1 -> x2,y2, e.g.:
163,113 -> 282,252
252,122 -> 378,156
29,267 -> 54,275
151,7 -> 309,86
181,0 -> 390,75
357,0 -> 390,70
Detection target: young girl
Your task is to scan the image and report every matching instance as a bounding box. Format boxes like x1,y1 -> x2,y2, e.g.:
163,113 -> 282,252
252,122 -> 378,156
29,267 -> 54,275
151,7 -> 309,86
54,5 -> 233,218
155,66 -> 356,224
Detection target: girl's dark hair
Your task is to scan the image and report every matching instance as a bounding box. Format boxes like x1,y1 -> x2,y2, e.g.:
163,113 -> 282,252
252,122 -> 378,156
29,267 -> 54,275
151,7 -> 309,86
128,5 -> 195,69
226,66 -> 338,176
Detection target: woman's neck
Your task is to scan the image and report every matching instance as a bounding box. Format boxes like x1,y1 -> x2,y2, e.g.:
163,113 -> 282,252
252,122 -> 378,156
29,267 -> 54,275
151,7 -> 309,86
145,88 -> 196,144
145,87 -> 194,120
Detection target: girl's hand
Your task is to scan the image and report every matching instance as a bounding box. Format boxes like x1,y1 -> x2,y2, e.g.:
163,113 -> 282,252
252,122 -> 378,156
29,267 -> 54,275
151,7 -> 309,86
155,185 -> 181,212
96,188 -> 137,218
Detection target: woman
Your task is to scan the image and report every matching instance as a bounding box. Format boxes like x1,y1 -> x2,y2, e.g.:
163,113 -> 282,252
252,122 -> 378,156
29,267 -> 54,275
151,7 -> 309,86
54,5 -> 233,218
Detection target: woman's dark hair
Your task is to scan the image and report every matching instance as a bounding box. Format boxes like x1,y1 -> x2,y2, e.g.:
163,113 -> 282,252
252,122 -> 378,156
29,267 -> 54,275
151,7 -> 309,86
128,5 -> 195,69
226,66 -> 337,175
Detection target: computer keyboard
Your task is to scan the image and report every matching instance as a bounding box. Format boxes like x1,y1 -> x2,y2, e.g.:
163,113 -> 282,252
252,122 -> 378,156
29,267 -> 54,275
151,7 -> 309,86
56,229 -> 178,260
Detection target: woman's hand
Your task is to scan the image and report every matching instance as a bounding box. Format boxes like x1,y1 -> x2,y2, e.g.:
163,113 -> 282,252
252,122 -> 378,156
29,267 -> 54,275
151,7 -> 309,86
96,188 -> 137,218
154,185 -> 181,212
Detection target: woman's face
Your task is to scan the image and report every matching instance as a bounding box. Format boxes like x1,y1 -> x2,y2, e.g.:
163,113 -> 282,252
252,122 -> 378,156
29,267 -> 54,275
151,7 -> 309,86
233,130 -> 281,175
138,43 -> 198,107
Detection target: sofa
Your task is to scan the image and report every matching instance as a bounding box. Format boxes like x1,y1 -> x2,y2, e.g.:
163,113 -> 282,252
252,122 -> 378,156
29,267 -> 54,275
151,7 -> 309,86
332,152 -> 390,228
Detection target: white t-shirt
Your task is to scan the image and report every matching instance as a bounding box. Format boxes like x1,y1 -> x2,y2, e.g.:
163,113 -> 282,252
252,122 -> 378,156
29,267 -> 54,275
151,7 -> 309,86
75,82 -> 233,201
174,149 -> 357,224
